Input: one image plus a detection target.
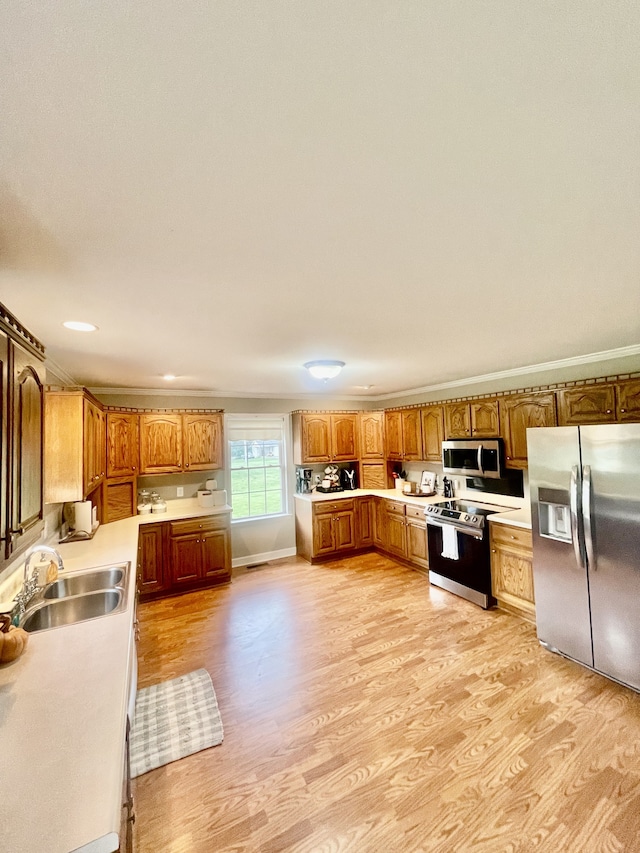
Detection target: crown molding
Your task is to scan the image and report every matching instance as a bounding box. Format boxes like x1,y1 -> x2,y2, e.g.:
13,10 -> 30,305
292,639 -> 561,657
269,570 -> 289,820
84,344 -> 640,403
368,344 -> 640,402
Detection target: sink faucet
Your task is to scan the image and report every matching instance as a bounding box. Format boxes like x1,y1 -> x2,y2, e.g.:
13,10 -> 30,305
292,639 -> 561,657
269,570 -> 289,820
15,545 -> 65,616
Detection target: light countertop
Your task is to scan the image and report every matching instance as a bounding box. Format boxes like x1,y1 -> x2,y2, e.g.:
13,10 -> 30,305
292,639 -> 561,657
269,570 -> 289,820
294,488 -> 532,528
0,499 -> 231,853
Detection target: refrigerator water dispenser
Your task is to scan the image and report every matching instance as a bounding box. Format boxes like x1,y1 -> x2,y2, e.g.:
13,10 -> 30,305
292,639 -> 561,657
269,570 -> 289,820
538,488 -> 572,542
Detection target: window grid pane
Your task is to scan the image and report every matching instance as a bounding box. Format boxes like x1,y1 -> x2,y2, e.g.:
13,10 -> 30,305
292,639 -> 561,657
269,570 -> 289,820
228,433 -> 285,520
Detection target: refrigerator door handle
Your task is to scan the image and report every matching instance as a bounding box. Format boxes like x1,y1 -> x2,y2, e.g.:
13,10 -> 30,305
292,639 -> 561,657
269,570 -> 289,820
570,464 -> 585,570
582,464 -> 596,571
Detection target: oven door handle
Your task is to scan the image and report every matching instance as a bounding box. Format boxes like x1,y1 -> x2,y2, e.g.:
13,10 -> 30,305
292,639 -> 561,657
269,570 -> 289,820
476,445 -> 484,476
426,518 -> 484,540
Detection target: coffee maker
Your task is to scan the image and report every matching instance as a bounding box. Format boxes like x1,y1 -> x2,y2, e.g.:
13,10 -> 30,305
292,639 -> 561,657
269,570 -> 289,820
340,466 -> 358,490
296,467 -> 313,494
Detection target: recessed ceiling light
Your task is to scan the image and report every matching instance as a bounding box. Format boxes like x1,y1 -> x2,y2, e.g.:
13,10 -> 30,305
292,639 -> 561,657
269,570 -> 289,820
63,320 -> 98,332
304,360 -> 345,380
163,374 -> 176,381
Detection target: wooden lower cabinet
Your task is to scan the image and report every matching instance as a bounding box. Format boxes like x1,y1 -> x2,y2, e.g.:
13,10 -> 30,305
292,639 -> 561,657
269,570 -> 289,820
312,499 -> 356,558
137,522 -> 167,597
405,505 -> 429,572
137,513 -> 231,599
295,495 -> 430,573
490,522 -> 535,621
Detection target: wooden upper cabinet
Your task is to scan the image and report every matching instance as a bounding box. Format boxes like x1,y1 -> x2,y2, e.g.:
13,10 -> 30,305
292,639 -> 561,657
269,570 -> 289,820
294,413 -> 331,464
445,400 -> 498,438
183,412 -> 223,470
45,389 -> 106,503
139,414 -> 183,474
83,398 -> 106,494
359,411 -> 384,459
106,411 -> 139,478
444,403 -> 471,438
384,411 -> 403,459
421,405 -> 444,462
402,409 -> 422,460
471,399 -> 500,437
500,392 -> 557,468
616,379 -> 640,422
556,386 -> 616,426
292,412 -> 358,464
331,413 -> 358,461
9,340 -> 46,559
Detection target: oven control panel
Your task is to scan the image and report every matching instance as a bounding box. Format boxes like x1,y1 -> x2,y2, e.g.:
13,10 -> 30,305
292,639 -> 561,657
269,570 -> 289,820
425,503 -> 483,529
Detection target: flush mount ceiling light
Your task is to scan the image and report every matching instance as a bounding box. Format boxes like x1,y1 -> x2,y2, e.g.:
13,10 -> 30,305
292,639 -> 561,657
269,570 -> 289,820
63,320 -> 98,332
163,374 -> 176,381
304,360 -> 345,381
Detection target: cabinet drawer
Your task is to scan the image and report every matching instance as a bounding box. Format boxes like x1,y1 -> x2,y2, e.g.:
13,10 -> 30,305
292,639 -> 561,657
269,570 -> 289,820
169,515 -> 227,537
490,523 -> 532,551
385,500 -> 406,516
405,504 -> 427,521
313,499 -> 355,515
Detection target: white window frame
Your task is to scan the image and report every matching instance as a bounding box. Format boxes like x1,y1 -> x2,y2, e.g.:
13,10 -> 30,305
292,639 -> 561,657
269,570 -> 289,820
226,414 -> 290,523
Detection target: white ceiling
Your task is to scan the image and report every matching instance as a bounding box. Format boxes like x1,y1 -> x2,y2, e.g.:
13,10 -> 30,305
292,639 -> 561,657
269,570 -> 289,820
1,2 -> 639,399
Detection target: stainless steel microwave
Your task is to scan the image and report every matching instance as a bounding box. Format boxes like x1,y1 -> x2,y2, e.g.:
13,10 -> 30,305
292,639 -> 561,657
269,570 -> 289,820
442,438 -> 504,479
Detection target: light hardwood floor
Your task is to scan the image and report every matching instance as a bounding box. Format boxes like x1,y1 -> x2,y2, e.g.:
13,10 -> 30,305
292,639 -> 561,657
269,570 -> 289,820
133,553 -> 640,852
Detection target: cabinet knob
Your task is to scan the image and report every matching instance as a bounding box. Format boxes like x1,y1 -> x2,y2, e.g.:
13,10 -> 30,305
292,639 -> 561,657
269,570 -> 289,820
491,548 -> 496,553
185,462 -> 189,467
621,408 -> 626,413
511,535 -> 516,539
506,456 -> 511,460
606,410 -> 612,414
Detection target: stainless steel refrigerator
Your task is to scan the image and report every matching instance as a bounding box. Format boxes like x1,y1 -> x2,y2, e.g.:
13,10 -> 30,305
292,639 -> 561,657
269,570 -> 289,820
527,423 -> 640,691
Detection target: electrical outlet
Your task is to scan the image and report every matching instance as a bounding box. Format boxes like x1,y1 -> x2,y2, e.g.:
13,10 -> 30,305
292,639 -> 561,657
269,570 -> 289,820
177,487 -> 184,497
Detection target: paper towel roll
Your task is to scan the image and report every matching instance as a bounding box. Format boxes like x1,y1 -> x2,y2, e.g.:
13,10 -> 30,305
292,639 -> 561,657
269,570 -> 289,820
205,479 -> 217,491
74,500 -> 93,534
212,490 -> 227,506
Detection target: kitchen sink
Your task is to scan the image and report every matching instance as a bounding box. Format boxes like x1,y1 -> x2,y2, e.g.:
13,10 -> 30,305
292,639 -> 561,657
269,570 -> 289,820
43,567 -> 125,599
19,562 -> 130,633
21,590 -> 124,632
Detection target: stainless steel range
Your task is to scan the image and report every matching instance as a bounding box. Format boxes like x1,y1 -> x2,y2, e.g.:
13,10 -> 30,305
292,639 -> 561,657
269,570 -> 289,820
424,499 -> 511,608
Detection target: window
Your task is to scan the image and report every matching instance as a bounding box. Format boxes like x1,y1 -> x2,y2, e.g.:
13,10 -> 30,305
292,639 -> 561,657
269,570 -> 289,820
227,415 -> 288,520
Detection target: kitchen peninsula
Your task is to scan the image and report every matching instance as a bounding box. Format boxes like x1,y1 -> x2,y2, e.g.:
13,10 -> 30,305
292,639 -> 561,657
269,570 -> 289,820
0,498 -> 231,853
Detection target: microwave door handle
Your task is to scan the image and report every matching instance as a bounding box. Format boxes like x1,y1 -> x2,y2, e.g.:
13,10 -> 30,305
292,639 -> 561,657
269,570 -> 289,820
582,465 -> 596,571
477,445 -> 484,476
570,465 -> 585,570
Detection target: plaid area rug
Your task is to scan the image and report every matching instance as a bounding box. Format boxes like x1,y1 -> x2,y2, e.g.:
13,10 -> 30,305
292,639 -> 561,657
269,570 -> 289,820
130,668 -> 224,778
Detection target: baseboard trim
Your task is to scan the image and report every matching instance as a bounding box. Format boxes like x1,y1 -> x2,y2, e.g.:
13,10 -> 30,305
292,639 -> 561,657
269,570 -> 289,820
232,547 -> 297,569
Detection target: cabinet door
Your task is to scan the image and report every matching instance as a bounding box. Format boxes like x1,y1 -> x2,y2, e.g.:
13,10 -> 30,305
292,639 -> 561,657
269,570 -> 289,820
137,523 -> 166,595
0,332 -> 7,554
471,399 -> 500,437
313,513 -> 336,556
444,403 -> 471,438
8,342 -> 45,558
139,414 -> 183,473
406,519 -> 429,571
500,392 -> 556,468
421,405 -> 444,462
183,413 -> 223,471
107,412 -> 139,477
331,413 -> 358,461
201,528 -> 231,582
170,533 -> 202,584
359,411 -> 384,459
385,511 -> 407,558
616,380 -> 640,422
384,411 -> 403,459
94,408 -> 106,489
83,398 -> 98,495
373,498 -> 386,549
556,387 -> 616,426
301,414 -> 332,463
333,510 -> 356,552
402,409 -> 422,460
356,497 -> 374,548
360,462 -> 386,489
